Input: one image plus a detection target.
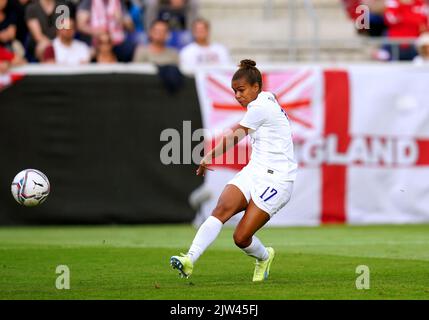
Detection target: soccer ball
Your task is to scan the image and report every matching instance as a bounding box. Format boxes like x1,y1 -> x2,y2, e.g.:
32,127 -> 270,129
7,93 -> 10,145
11,169 -> 50,207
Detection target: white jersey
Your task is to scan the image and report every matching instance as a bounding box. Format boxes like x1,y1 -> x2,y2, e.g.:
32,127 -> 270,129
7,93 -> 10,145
179,42 -> 231,74
53,38 -> 91,66
239,91 -> 297,181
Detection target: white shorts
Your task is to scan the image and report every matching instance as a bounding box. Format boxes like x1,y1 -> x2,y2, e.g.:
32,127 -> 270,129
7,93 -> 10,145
227,165 -> 294,218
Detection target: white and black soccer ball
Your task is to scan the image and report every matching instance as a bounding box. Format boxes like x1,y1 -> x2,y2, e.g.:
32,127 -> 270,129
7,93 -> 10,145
11,169 -> 50,207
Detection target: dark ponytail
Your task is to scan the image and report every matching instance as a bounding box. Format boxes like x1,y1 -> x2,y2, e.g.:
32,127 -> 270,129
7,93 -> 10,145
232,59 -> 262,91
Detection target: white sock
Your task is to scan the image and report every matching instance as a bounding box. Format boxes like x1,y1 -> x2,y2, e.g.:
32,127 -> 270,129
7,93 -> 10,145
187,216 -> 223,264
241,236 -> 269,261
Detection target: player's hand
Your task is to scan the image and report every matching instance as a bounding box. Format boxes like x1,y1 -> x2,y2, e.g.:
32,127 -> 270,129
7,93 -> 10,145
196,158 -> 213,176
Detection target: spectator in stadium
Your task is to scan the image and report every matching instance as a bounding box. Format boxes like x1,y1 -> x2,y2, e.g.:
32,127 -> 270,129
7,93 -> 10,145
367,0 -> 389,37
133,19 -> 178,65
6,0 -> 30,48
343,0 -> 387,37
93,32 -> 117,63
145,0 -> 199,30
0,44 -> 25,73
145,0 -> 198,49
53,17 -> 91,65
413,32 -> 429,64
179,18 -> 231,74
1,0 -> 26,58
383,0 -> 428,60
125,0 -> 144,32
76,0 -> 136,62
25,0 -> 70,62
0,0 -> 17,48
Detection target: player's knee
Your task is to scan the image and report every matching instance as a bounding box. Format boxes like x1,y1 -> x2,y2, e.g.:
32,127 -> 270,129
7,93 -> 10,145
233,231 -> 251,248
212,202 -> 234,222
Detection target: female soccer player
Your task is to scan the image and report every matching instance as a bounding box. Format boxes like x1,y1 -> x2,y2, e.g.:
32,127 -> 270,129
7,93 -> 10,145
170,59 -> 297,281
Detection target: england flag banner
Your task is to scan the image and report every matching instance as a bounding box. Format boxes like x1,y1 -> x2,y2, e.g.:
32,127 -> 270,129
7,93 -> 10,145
194,65 -> 429,226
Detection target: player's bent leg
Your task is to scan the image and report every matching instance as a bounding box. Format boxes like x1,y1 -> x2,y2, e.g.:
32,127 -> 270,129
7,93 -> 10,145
233,200 -> 275,281
187,184 -> 248,261
170,184 -> 248,278
212,184 -> 248,223
233,200 -> 270,249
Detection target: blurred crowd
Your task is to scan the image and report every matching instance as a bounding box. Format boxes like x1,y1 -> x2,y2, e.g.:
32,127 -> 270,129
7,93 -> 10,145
343,0 -> 429,63
0,0 -> 232,74
3,0 -> 429,76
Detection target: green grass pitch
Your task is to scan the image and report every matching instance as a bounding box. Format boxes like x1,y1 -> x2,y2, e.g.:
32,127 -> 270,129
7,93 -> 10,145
0,224 -> 428,299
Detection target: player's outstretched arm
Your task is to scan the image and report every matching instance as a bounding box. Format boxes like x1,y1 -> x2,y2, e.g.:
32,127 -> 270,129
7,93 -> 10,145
196,124 -> 250,176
